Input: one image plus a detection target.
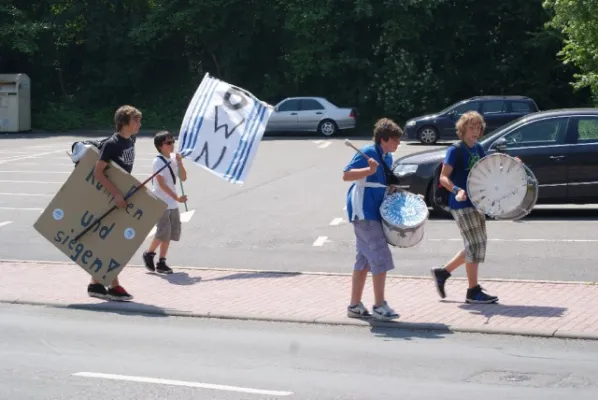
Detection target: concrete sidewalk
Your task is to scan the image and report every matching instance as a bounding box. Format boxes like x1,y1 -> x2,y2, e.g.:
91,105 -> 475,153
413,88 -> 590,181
1,260 -> 597,340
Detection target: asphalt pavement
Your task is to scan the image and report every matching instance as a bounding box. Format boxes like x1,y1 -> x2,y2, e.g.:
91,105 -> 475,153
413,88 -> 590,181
2,303 -> 598,400
1,134 -> 598,282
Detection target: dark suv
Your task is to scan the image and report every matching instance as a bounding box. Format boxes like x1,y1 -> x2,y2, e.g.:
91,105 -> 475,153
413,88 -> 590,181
404,96 -> 539,144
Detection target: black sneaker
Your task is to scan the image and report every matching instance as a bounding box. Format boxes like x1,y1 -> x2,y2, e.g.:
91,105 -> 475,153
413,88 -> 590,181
156,258 -> 173,275
466,285 -> 498,304
431,267 -> 451,299
87,283 -> 109,300
142,251 -> 156,272
107,285 -> 133,301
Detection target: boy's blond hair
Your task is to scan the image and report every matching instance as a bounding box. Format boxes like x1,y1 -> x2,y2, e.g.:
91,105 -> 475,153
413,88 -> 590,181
372,118 -> 403,144
455,111 -> 486,139
114,105 -> 142,132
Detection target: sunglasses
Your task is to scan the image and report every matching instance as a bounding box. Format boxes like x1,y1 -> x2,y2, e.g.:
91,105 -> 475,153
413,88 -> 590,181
164,140 -> 175,145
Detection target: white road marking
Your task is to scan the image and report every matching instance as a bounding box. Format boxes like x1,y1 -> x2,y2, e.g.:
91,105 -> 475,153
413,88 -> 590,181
0,170 -> 71,174
0,207 -> 43,211
330,217 -> 344,226
0,180 -> 63,184
180,209 -> 195,223
72,372 -> 293,396
0,221 -> 13,228
312,236 -> 329,246
318,141 -> 332,149
0,192 -> 52,196
0,150 -> 64,165
312,140 -> 324,144
428,238 -> 598,243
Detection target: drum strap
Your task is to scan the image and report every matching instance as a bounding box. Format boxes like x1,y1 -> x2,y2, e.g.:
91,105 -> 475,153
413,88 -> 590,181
374,145 -> 400,186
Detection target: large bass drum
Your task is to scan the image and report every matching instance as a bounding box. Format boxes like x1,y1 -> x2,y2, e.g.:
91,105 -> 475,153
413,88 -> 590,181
467,153 -> 539,221
379,190 -> 429,248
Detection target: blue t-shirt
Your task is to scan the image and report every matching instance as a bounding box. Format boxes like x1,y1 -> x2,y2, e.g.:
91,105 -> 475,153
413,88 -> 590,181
343,144 -> 392,221
444,142 -> 486,210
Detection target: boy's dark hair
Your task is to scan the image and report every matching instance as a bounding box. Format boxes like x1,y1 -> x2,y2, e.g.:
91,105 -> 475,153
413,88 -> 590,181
154,130 -> 174,152
373,118 -> 403,144
114,105 -> 142,131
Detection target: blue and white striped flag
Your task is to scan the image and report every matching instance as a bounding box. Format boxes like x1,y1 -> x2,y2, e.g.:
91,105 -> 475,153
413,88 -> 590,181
178,73 -> 274,184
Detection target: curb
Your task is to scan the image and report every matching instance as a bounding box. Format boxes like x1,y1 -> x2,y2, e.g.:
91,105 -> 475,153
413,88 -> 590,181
2,298 -> 598,342
1,259 -> 596,286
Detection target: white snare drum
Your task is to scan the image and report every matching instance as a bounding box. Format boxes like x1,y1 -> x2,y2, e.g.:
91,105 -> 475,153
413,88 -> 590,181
467,153 -> 539,220
379,190 -> 429,248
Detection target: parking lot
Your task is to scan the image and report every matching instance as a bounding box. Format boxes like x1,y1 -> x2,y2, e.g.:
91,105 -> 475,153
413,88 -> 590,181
1,133 -> 598,282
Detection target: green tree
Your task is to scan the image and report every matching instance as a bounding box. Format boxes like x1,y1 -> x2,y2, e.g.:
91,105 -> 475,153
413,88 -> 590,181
544,0 -> 598,104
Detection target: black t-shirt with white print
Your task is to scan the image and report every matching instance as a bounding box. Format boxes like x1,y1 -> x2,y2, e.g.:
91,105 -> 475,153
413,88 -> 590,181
99,133 -> 136,173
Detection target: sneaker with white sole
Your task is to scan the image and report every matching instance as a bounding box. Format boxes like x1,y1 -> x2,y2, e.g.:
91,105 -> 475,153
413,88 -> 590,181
372,301 -> 399,321
347,302 -> 371,318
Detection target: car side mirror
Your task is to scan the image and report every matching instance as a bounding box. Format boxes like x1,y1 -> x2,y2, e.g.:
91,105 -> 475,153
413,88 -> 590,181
493,137 -> 508,152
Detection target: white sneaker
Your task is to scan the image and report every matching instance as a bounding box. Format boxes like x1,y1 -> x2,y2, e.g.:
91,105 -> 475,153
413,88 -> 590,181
372,301 -> 399,321
347,302 -> 371,318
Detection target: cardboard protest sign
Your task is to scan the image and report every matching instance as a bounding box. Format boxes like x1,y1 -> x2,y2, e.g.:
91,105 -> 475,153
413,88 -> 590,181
178,73 -> 274,184
33,147 -> 166,286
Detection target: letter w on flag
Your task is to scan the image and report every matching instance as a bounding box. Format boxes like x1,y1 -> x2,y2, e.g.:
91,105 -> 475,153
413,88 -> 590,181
178,73 -> 274,184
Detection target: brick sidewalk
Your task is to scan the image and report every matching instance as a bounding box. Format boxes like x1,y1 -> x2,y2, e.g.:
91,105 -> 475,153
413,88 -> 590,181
1,260 -> 597,340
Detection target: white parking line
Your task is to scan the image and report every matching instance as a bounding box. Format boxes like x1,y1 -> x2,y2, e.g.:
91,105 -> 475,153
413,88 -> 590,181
0,207 -> 43,211
0,221 -> 13,228
0,180 -> 63,184
0,150 -> 64,165
318,142 -> 332,149
72,372 -> 293,396
0,192 -> 52,196
329,218 -> 344,226
312,236 -> 329,246
0,170 -> 71,174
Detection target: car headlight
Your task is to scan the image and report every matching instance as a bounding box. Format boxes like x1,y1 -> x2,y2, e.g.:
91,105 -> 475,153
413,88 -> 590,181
394,164 -> 418,177
406,120 -> 416,127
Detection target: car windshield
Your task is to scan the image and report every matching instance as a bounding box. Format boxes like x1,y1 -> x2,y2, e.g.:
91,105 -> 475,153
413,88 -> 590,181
480,114 -> 530,145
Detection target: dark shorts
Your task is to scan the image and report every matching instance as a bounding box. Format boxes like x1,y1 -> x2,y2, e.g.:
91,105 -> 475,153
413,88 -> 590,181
352,219 -> 394,276
155,208 -> 181,242
451,207 -> 487,263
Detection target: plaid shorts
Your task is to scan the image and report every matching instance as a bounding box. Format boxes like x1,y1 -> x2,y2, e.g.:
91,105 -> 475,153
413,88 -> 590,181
451,207 -> 487,263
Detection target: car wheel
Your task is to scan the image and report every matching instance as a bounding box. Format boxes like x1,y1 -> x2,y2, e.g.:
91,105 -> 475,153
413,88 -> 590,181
318,119 -> 338,136
418,126 -> 439,144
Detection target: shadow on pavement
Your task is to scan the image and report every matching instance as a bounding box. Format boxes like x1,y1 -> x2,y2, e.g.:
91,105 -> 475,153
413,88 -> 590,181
146,271 -> 203,286
65,302 -> 171,318
369,321 -> 453,341
201,271 -> 303,282
458,304 -> 567,324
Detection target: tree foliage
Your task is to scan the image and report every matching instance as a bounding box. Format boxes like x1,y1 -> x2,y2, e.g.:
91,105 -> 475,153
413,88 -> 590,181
0,0 -> 592,131
544,0 -> 598,102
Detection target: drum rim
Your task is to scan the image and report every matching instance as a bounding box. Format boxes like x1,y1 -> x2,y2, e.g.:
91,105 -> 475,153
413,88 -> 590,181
466,153 -> 532,218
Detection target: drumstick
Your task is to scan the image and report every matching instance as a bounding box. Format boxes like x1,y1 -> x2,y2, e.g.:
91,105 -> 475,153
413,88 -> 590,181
344,139 -> 371,160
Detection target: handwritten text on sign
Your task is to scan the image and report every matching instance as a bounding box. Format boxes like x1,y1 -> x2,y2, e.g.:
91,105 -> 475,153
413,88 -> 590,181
33,146 -> 166,286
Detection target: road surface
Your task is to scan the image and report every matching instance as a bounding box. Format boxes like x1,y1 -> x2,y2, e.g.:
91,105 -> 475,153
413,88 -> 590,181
1,303 -> 598,399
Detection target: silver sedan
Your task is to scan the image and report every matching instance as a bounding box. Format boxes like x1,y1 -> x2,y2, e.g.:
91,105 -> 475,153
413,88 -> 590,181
265,97 -> 356,136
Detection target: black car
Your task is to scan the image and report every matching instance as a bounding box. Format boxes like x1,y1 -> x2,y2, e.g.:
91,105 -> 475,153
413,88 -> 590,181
393,108 -> 598,214
404,96 -> 539,144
